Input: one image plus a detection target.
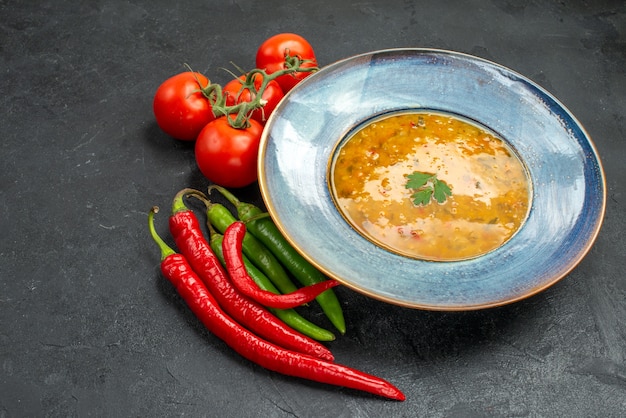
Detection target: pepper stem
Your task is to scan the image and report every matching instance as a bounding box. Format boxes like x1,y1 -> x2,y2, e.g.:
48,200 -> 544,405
185,189 -> 215,232
208,185 -> 263,222
172,188 -> 208,214
148,206 -> 176,261
185,188 -> 211,208
208,185 -> 241,206
243,212 -> 271,223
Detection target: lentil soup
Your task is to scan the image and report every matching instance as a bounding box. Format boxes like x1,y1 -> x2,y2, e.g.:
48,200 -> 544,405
330,112 -> 531,261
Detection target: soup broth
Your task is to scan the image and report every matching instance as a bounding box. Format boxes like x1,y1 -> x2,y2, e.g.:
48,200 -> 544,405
330,112 -> 531,261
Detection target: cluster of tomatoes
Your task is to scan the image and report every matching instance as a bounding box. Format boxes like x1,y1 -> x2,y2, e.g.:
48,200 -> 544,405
152,33 -> 318,188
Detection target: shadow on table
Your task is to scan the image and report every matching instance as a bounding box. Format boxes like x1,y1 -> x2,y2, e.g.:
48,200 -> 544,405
335,283 -> 560,362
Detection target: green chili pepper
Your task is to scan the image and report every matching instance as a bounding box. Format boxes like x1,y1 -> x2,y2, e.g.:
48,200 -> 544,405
207,226 -> 335,342
209,185 -> 346,335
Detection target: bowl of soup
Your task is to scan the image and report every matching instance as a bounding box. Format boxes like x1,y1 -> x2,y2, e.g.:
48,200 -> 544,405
258,49 -> 606,310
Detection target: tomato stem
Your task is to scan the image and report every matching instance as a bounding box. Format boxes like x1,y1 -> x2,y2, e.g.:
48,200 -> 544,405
196,57 -> 318,130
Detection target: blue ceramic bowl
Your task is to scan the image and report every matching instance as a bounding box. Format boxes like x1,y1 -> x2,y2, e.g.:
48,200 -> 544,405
258,49 -> 606,310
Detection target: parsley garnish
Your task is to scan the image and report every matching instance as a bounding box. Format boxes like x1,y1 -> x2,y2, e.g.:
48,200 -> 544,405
405,171 -> 452,205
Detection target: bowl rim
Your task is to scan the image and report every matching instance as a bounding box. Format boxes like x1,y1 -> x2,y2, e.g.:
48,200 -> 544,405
258,47 -> 607,310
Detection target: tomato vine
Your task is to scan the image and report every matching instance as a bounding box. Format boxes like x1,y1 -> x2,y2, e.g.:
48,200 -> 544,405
193,53 -> 318,130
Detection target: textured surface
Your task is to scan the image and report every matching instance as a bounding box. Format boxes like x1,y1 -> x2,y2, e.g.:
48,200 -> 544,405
1,0 -> 625,416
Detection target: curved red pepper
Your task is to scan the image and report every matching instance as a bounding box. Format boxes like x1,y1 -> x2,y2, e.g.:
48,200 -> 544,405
150,207 -> 405,400
169,206 -> 334,361
160,253 -> 404,400
222,221 -> 340,309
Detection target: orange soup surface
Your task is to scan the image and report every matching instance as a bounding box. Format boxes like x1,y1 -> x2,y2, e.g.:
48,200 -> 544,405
330,112 -> 531,261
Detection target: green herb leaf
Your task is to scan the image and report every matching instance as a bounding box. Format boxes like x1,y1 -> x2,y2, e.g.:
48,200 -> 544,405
405,172 -> 433,190
411,188 -> 433,206
433,179 -> 452,204
405,171 -> 452,206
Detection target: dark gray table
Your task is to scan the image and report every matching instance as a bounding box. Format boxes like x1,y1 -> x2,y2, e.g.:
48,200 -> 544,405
2,1 -> 624,416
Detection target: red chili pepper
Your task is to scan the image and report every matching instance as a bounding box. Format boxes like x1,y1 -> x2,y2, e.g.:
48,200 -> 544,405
168,193 -> 334,361
223,221 -> 340,309
148,207 -> 405,401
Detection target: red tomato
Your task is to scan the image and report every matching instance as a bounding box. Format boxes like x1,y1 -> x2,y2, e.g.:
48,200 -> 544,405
223,73 -> 284,124
194,117 -> 263,188
153,72 -> 215,141
255,33 -> 317,93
